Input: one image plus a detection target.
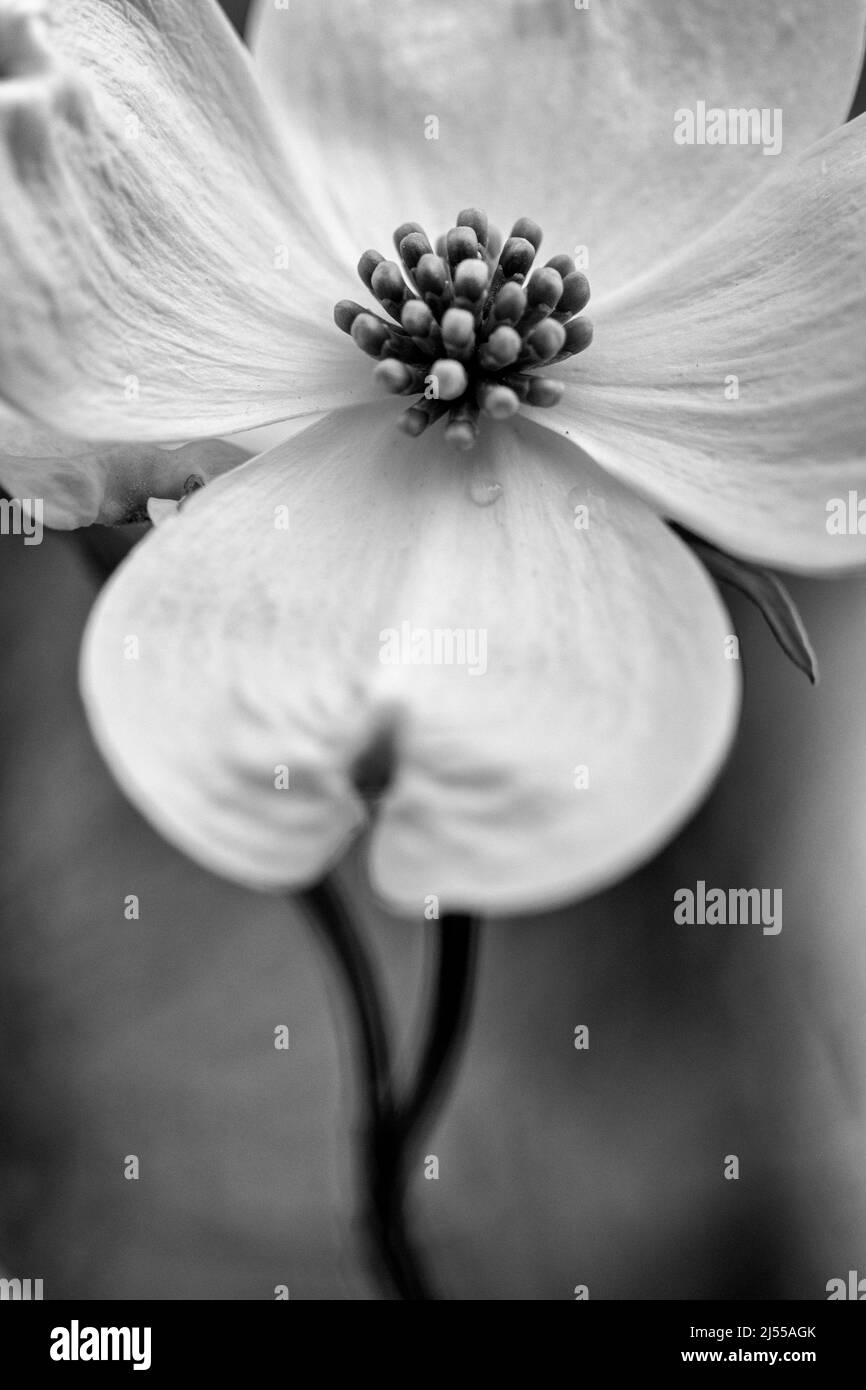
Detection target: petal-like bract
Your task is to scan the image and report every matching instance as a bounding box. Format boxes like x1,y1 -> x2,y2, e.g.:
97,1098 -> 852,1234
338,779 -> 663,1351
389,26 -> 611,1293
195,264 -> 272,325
250,0 -> 866,298
543,116 -> 866,573
81,404 -> 740,914
0,0 -> 375,441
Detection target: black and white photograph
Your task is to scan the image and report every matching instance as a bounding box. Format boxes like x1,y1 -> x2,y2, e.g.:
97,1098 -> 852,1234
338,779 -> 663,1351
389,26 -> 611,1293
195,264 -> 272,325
1,0 -> 865,1347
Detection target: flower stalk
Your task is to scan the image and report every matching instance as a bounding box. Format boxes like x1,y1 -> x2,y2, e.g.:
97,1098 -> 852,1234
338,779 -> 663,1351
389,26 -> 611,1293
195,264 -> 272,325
301,878 -> 480,1300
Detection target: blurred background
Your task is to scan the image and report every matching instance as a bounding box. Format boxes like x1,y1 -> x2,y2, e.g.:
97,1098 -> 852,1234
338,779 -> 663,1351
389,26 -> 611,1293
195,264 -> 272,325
0,2 -> 864,1300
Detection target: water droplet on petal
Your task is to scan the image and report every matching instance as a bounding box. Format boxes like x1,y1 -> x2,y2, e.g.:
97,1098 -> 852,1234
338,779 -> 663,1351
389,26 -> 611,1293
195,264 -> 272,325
469,478 -> 503,507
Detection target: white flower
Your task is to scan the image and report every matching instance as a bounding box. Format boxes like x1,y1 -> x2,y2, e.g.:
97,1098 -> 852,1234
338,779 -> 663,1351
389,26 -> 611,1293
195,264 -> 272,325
1,0 -> 865,913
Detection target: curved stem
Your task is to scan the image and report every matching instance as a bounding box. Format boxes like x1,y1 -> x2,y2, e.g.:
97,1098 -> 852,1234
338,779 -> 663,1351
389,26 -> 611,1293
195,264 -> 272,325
375,913 -> 481,1300
300,879 -> 481,1301
398,913 -> 480,1145
300,879 -> 427,1298
302,879 -> 393,1115
300,880 -> 419,1298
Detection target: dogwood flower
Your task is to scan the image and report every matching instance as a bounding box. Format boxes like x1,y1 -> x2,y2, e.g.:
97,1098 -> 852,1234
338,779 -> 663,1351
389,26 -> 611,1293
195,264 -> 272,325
2,0 -> 865,913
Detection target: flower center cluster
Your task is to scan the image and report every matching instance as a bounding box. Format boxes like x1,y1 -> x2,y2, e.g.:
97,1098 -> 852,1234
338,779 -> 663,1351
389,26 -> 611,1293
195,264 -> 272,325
335,209 -> 592,449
